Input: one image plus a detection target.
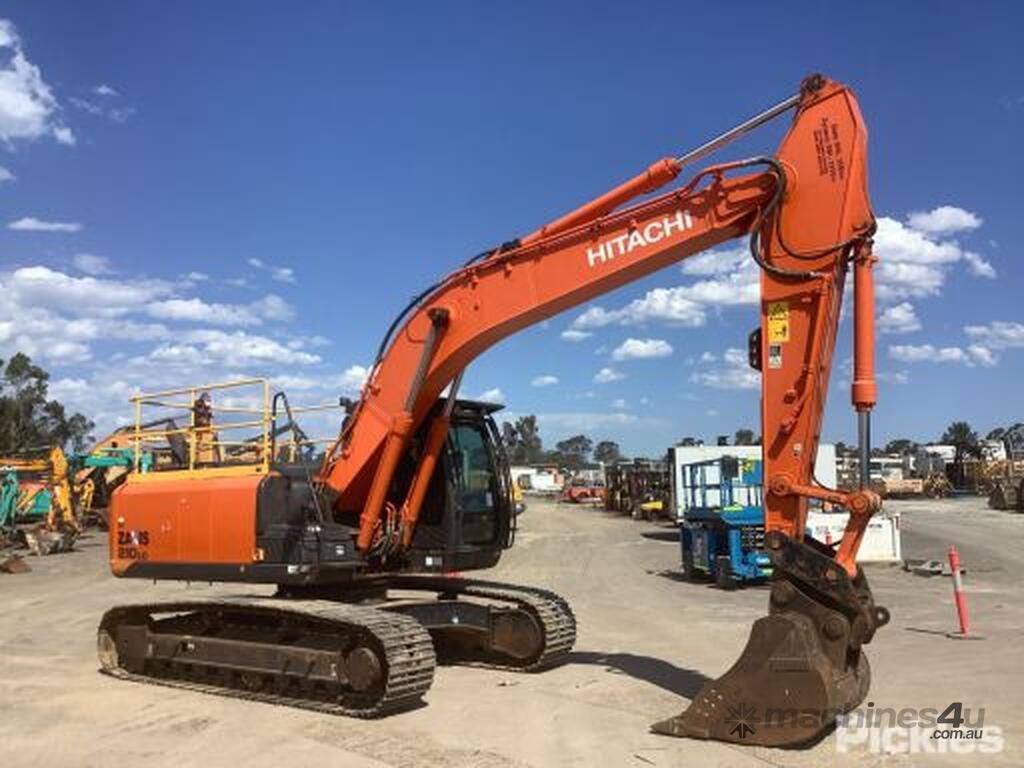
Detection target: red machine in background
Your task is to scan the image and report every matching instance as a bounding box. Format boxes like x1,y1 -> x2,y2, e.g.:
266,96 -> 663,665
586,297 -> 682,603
101,74 -> 887,747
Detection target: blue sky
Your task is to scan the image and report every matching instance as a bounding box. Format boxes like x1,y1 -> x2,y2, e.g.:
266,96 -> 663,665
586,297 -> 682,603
0,2 -> 1020,456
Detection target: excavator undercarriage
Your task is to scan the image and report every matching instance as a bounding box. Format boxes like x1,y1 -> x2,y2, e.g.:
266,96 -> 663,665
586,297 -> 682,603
100,73 -> 888,749
99,577 -> 575,717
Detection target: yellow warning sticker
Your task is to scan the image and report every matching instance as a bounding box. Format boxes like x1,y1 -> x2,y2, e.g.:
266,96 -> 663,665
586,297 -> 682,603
767,301 -> 790,343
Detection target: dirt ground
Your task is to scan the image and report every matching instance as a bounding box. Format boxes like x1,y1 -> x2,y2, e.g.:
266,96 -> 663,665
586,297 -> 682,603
1,495 -> 1021,767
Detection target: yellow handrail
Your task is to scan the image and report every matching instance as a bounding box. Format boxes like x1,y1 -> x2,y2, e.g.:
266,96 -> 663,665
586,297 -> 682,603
128,377 -> 342,476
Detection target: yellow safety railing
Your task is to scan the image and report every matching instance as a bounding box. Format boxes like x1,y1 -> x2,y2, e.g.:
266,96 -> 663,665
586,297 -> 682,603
128,378 -> 343,477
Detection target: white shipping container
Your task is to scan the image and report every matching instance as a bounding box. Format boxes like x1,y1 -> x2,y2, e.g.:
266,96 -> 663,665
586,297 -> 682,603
670,444 -> 837,521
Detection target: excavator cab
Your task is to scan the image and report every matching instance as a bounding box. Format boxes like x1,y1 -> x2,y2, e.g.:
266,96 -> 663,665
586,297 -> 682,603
404,399 -> 515,572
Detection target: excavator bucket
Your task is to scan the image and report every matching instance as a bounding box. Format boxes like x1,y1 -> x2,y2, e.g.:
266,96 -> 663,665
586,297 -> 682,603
652,532 -> 889,747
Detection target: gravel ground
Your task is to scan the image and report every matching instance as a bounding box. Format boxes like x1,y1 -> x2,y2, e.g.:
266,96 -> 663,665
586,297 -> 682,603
0,495 -> 1020,767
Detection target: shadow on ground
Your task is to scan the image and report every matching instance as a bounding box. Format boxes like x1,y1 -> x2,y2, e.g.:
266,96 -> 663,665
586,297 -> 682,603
640,529 -> 679,543
567,651 -> 710,699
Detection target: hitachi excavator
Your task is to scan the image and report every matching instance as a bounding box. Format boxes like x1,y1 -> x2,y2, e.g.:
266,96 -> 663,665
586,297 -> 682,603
99,73 -> 889,747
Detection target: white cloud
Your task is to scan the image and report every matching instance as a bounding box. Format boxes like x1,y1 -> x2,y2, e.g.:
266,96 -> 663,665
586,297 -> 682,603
907,205 -> 982,236
4,266 -> 172,316
877,302 -> 921,334
611,337 -> 673,361
53,126 -> 74,145
0,166 -> 14,183
888,344 -> 965,364
612,398 -> 627,409
964,321 -> 1024,349
150,329 -> 320,368
963,252 -> 996,279
966,345 -> 997,367
877,370 -> 910,385
47,340 -> 92,363
679,246 -> 748,276
271,365 -> 368,397
873,214 -> 995,301
531,375 -> 559,387
248,257 -> 297,284
477,387 -> 505,403
570,247 -> 758,332
271,267 -> 296,284
560,328 -> 592,342
0,19 -> 74,146
147,298 -> 259,326
93,83 -> 117,97
338,365 -> 369,394
69,94 -> 135,123
8,216 -> 82,232
573,289 -> 706,329
691,347 -> 760,390
250,294 -> 295,321
594,367 -> 625,384
184,271 -> 209,282
147,293 -> 294,326
72,253 -> 113,275
888,344 -> 995,367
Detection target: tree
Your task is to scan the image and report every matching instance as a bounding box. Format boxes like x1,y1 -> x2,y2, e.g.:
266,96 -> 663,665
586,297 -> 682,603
555,434 -> 593,470
734,428 -> 756,446
986,427 -> 1006,442
594,440 -> 623,464
500,415 -> 544,464
941,421 -> 980,465
0,353 -> 94,454
884,438 -> 918,455
679,436 -> 703,447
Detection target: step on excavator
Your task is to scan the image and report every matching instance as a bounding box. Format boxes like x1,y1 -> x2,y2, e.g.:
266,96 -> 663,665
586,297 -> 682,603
99,73 -> 889,747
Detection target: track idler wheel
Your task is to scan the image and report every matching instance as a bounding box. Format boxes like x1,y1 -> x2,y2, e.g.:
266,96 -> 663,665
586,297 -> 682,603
652,532 -> 889,747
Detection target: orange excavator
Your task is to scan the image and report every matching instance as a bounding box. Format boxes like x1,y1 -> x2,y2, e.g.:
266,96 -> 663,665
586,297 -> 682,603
99,73 -> 888,747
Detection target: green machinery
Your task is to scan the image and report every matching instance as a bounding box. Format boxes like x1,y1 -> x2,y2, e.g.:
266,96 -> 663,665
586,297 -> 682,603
0,448 -> 152,534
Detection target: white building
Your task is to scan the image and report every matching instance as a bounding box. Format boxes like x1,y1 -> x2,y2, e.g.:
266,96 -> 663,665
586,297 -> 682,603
510,465 -> 565,494
914,445 -> 956,477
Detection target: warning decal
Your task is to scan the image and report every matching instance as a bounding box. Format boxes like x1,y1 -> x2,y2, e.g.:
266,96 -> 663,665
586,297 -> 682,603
767,301 -> 790,343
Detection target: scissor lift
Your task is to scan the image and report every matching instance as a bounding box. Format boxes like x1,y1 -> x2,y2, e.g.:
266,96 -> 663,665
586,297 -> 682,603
678,456 -> 771,588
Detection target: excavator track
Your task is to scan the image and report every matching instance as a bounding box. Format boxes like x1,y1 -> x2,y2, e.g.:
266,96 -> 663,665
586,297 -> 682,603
97,599 -> 435,717
370,576 -> 577,671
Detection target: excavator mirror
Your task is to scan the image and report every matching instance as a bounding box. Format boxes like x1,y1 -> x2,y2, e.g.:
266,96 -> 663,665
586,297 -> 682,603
747,328 -> 762,371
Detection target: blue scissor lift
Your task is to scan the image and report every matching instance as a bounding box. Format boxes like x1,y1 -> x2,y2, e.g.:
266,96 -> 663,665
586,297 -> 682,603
678,456 -> 772,588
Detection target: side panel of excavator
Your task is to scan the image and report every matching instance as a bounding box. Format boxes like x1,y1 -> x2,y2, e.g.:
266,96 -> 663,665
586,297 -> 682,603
108,400 -> 513,583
